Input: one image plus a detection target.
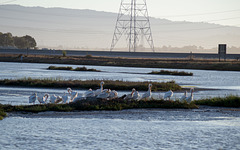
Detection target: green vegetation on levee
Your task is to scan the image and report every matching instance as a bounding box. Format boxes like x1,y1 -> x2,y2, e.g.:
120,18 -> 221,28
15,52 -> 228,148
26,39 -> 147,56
1,96 -> 240,120
149,70 -> 193,76
0,107 -> 7,120
0,32 -> 36,49
193,95 -> 240,107
0,78 -> 182,91
48,66 -> 101,72
0,99 -> 198,114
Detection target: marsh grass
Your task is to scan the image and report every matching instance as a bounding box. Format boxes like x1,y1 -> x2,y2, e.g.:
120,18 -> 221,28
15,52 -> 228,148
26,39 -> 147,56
1,99 -> 198,115
0,104 -> 7,120
48,66 -> 100,72
194,95 -> 240,107
0,78 -> 182,91
149,70 -> 193,76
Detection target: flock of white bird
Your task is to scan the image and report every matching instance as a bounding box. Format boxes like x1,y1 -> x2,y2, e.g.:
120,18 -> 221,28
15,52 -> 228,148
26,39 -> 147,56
29,81 -> 194,104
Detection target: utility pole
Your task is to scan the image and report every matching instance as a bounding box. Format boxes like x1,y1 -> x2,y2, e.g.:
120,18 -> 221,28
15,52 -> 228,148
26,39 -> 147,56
110,0 -> 154,52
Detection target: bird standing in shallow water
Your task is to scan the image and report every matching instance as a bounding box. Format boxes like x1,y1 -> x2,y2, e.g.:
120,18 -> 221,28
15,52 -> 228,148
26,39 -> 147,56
180,91 -> 187,102
186,88 -> 194,103
37,93 -> 49,104
29,93 -> 37,104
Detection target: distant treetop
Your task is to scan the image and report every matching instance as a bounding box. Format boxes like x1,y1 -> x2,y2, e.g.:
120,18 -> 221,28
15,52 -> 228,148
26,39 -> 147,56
0,32 -> 37,49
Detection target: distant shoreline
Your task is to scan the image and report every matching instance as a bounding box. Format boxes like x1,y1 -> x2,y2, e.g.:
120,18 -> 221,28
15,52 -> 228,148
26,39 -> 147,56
0,53 -> 240,71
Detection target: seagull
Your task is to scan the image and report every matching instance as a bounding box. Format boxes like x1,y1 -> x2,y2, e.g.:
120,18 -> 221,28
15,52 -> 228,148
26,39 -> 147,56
94,81 -> 104,96
180,91 -> 187,102
108,89 -> 118,100
29,93 -> 37,104
124,88 -> 135,100
62,92 -> 69,104
186,88 -> 194,103
141,84 -> 152,100
67,88 -> 78,102
164,90 -> 173,100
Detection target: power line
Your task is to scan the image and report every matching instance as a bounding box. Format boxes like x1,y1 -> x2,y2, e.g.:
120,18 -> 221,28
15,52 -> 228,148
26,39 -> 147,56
154,17 -> 240,26
0,0 -> 18,4
157,9 -> 240,18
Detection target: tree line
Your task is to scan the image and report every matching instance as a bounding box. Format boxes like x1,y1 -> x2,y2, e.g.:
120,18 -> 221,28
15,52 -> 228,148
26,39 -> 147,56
0,32 -> 36,49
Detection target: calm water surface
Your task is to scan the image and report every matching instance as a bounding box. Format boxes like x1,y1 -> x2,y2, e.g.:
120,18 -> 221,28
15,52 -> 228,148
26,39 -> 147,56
1,62 -> 240,150
1,109 -> 240,150
0,62 -> 239,105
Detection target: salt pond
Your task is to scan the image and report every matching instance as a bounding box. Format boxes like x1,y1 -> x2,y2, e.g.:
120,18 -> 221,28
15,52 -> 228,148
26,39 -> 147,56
1,62 -> 240,149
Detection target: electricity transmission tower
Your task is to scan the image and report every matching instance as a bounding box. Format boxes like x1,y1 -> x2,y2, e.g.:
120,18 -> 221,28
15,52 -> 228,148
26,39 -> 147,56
110,0 -> 155,52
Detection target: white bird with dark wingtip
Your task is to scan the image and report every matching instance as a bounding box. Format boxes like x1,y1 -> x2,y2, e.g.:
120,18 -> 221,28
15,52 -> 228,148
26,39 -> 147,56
108,89 -> 118,100
29,93 -> 37,104
62,92 -> 69,104
94,81 -> 104,96
186,88 -> 194,103
180,91 -> 187,102
164,90 -> 173,100
141,84 -> 152,100
37,93 -> 49,104
67,88 -> 78,102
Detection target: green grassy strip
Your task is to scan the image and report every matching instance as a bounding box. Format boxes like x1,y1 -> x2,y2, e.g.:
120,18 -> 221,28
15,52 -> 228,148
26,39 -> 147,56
0,78 -> 182,91
193,95 -> 240,107
48,66 -> 101,72
0,99 -> 198,115
0,108 -> 7,120
149,70 -> 193,76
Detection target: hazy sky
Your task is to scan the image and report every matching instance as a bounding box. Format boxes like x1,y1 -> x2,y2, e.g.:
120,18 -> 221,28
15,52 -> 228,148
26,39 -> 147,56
1,0 -> 240,27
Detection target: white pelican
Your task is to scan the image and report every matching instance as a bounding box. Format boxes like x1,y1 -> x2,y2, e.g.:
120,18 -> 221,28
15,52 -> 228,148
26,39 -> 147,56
29,93 -> 37,104
108,89 -> 118,100
186,88 -> 194,103
94,81 -> 104,96
37,93 -> 49,104
141,84 -> 152,100
84,88 -> 95,98
97,89 -> 109,99
62,92 -> 68,104
67,88 -> 78,102
180,91 -> 187,102
164,90 -> 173,100
124,88 -> 135,100
50,94 -> 63,104
72,94 -> 86,102
132,89 -> 141,101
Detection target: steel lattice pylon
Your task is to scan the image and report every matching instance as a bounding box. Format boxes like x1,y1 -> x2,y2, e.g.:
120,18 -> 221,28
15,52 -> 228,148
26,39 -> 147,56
110,0 -> 155,52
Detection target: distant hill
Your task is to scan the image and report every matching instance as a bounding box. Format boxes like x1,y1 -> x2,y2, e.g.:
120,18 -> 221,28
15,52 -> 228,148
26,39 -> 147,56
0,5 -> 240,53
